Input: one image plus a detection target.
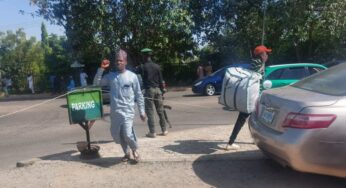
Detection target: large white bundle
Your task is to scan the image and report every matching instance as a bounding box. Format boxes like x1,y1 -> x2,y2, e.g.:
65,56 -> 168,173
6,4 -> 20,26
219,67 -> 262,113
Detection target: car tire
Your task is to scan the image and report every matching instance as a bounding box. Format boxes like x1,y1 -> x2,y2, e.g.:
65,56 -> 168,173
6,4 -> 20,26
204,84 -> 216,96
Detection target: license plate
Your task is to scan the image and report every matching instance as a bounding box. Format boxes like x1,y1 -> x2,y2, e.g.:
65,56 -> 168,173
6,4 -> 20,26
261,108 -> 275,124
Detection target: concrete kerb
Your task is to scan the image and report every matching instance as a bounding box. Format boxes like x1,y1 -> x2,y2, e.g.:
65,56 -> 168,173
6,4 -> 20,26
16,158 -> 42,168
0,93 -> 57,102
167,86 -> 189,92
0,86 -> 189,102
16,125 -> 261,168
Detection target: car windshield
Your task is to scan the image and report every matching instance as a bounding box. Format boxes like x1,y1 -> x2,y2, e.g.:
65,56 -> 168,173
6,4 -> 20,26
210,68 -> 224,77
292,63 -> 346,96
210,64 -> 250,77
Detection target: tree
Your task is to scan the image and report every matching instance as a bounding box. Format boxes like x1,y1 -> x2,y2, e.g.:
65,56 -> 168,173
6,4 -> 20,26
41,22 -> 49,48
45,34 -> 70,75
29,0 -> 346,84
31,0 -> 196,69
189,0 -> 346,63
0,29 -> 46,92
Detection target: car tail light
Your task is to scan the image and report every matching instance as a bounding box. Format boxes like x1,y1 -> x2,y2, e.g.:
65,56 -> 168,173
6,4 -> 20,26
283,113 -> 336,129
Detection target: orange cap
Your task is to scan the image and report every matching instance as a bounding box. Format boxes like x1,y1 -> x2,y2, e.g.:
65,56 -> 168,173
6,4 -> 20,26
254,45 -> 272,56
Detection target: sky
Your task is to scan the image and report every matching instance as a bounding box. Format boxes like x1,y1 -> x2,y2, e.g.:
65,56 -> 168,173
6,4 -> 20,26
0,0 -> 65,40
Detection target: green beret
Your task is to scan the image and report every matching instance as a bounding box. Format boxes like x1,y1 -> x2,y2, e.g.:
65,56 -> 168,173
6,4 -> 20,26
140,48 -> 153,53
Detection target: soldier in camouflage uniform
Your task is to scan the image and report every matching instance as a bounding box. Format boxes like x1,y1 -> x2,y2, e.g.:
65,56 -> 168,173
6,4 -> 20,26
138,48 -> 167,138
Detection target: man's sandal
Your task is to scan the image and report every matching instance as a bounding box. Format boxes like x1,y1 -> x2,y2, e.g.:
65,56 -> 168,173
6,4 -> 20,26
132,150 -> 140,163
121,153 -> 131,162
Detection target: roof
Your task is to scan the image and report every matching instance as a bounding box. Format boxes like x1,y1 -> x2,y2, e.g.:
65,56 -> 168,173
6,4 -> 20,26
267,63 -> 327,69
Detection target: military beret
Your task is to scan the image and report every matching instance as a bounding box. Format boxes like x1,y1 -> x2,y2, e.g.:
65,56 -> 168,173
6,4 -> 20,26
140,48 -> 153,53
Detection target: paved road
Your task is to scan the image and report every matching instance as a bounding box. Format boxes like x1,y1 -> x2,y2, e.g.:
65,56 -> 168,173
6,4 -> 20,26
1,90 -> 346,186
0,89 -> 239,169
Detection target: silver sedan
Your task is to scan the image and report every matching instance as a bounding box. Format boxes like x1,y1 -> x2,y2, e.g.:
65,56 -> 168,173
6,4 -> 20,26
249,63 -> 346,178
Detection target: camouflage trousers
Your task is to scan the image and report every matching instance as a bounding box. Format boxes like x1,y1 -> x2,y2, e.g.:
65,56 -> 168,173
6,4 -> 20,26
144,87 -> 166,133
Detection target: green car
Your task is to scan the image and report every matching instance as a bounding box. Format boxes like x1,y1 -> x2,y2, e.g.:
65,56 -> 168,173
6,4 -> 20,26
262,63 -> 327,90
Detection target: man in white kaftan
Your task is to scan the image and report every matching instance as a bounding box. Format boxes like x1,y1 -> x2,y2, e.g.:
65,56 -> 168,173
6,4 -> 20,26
27,74 -> 34,94
80,70 -> 88,87
93,50 -> 146,162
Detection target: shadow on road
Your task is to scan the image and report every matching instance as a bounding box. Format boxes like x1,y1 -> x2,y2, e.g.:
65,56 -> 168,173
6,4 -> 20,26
0,94 -> 61,102
61,140 -> 114,145
39,149 -> 124,168
182,94 -> 208,97
171,123 -> 230,126
222,106 -> 236,111
192,151 -> 346,188
162,140 -> 226,155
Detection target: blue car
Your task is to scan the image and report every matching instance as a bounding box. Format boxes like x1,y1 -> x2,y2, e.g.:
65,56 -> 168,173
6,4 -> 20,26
192,63 -> 251,96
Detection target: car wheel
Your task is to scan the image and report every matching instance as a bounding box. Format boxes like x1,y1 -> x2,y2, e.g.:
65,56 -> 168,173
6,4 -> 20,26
205,84 -> 215,96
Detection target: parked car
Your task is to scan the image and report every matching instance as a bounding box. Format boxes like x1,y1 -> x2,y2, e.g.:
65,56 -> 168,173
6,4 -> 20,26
193,63 -> 326,96
101,85 -> 110,104
249,62 -> 346,178
262,63 -> 327,90
192,63 -> 251,96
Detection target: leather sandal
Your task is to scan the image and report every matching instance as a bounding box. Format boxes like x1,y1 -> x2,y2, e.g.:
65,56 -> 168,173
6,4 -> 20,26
121,153 -> 131,162
132,150 -> 140,163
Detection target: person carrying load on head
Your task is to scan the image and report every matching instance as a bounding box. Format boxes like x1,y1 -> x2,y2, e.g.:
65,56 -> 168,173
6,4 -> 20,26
225,45 -> 272,150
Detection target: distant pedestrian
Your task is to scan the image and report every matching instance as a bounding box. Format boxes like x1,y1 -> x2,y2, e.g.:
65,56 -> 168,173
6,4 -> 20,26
58,76 -> 65,93
137,48 -> 167,138
196,63 -> 204,79
1,77 -> 8,97
49,74 -> 56,93
66,76 -> 76,91
27,74 -> 35,94
4,76 -> 12,96
79,70 -> 88,87
204,61 -> 213,76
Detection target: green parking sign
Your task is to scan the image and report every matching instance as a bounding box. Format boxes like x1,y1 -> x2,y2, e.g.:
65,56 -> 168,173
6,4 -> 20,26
66,88 -> 103,124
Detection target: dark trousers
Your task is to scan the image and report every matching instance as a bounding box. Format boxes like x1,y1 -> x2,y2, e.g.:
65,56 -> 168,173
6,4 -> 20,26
145,88 -> 166,133
228,112 -> 250,144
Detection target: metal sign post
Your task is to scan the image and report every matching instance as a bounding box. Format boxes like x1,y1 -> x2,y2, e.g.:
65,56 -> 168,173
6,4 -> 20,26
66,88 -> 103,156
77,121 -> 95,152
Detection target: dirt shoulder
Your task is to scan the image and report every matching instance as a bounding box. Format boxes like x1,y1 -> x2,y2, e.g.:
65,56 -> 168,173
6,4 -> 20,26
1,125 -> 344,188
0,125 -> 259,188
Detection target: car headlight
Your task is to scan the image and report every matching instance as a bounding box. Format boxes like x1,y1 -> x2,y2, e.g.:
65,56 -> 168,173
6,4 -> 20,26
194,81 -> 203,86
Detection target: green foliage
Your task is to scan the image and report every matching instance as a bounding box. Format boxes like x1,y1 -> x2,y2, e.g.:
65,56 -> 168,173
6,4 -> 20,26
45,34 -> 70,75
41,22 -> 49,48
31,0 -> 196,68
189,0 -> 346,64
0,29 -> 46,92
0,27 -> 69,93
24,0 -> 346,85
